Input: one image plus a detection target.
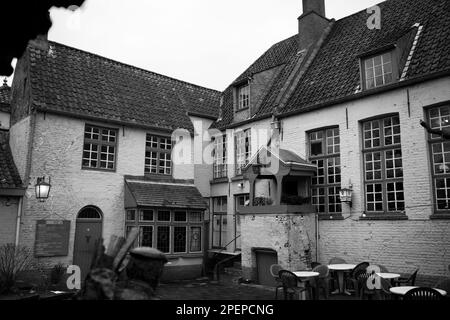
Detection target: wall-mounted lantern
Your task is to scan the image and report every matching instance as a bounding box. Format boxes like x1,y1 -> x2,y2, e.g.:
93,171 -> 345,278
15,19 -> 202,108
339,187 -> 353,207
35,176 -> 51,202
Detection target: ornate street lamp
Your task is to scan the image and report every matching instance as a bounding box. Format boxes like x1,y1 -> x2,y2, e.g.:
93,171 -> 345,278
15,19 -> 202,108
35,176 -> 51,202
339,187 -> 353,207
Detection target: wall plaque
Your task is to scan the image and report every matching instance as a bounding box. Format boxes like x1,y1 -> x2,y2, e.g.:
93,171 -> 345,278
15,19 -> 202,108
35,220 -> 71,257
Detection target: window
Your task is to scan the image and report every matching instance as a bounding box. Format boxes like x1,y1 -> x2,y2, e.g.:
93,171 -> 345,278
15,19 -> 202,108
212,197 -> 228,249
213,134 -> 228,179
237,85 -> 250,110
83,125 -> 117,171
309,128 -> 342,215
235,129 -> 252,176
125,209 -> 204,254
145,135 -> 172,175
427,105 -> 450,213
364,52 -> 394,90
362,115 -> 405,213
234,194 -> 249,251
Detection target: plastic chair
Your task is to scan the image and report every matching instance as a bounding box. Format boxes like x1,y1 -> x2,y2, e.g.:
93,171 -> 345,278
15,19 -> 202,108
345,262 -> 369,296
270,264 -> 283,299
403,287 -> 443,300
393,269 -> 419,287
328,257 -> 347,265
278,270 -> 310,300
435,279 -> 450,301
310,265 -> 330,300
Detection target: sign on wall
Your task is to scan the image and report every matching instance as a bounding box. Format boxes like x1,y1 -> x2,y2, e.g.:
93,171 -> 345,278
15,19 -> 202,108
35,220 -> 71,257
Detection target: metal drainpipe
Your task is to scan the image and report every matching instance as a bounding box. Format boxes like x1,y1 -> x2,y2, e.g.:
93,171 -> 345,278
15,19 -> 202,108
15,197 -> 23,246
315,211 -> 319,263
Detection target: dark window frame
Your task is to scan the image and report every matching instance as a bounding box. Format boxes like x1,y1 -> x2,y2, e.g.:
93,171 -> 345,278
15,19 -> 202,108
125,208 -> 204,255
361,114 -> 406,215
426,102 -> 450,218
308,127 -> 342,216
82,124 -> 118,172
145,134 -> 173,176
211,196 -> 228,250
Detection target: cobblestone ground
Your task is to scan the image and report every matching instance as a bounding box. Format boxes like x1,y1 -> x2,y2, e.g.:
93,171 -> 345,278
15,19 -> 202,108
155,275 -> 356,300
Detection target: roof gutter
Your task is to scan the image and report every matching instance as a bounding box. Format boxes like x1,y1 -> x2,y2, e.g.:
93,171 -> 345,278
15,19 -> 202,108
277,70 -> 450,119
187,111 -> 218,121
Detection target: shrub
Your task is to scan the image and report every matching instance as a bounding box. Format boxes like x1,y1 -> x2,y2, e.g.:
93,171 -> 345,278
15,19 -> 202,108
50,263 -> 66,285
0,244 -> 34,294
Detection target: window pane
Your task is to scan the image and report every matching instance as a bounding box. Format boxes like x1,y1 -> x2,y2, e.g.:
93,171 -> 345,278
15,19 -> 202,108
140,210 -> 154,222
157,226 -> 170,253
366,184 -> 383,212
157,211 -> 171,222
174,211 -> 187,222
126,210 -> 136,221
386,182 -> 405,212
190,227 -> 202,252
174,227 -> 187,253
140,226 -> 153,247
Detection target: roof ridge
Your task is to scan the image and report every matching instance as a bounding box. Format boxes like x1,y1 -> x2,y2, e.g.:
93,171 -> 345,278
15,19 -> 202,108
29,40 -> 221,95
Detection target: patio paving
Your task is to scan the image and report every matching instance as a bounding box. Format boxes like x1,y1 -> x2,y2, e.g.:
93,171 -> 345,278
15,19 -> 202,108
155,275 -> 356,300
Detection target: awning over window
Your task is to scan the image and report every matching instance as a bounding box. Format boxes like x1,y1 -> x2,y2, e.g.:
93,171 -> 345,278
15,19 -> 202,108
125,177 -> 207,210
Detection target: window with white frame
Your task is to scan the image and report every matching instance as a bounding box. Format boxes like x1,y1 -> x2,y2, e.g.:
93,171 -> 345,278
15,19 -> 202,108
309,128 -> 342,215
82,125 -> 118,171
362,115 -> 405,213
213,134 -> 227,179
145,134 -> 172,175
364,52 -> 394,90
125,209 -> 204,254
237,84 -> 250,110
212,197 -> 228,249
235,129 -> 252,176
427,104 -> 450,213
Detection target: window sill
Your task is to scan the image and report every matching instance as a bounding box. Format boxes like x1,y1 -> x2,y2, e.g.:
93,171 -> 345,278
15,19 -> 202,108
318,214 -> 344,221
430,214 -> 450,220
235,107 -> 249,113
359,213 -> 408,221
210,177 -> 229,185
82,167 -> 116,173
231,176 -> 247,182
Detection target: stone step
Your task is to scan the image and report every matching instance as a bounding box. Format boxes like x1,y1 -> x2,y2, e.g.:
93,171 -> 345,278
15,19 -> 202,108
223,267 -> 242,277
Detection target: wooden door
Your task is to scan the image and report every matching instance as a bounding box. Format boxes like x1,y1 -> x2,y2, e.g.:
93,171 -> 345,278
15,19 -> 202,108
255,249 -> 278,287
73,208 -> 103,281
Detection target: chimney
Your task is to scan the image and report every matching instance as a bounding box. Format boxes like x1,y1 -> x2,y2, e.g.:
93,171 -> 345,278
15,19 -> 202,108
298,0 -> 330,51
303,0 -> 326,17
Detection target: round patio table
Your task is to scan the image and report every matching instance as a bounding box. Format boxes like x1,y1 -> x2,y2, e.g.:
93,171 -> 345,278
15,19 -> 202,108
294,271 -> 320,278
328,264 -> 356,295
390,286 -> 447,296
376,273 -> 401,279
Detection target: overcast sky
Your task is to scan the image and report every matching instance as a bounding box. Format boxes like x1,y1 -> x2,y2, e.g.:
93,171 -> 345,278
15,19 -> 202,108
6,0 -> 382,90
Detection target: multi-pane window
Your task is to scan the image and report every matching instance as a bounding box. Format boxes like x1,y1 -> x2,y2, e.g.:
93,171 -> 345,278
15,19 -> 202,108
235,129 -> 252,176
212,197 -> 228,249
83,125 -> 117,170
363,115 -> 405,213
309,128 -> 342,214
234,194 -> 249,251
145,135 -> 172,175
364,52 -> 394,89
213,134 -> 227,179
237,85 -> 250,110
125,209 -> 204,254
427,105 -> 450,212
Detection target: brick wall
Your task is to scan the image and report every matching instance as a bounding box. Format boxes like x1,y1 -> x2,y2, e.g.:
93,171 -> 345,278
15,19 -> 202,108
280,77 -> 450,279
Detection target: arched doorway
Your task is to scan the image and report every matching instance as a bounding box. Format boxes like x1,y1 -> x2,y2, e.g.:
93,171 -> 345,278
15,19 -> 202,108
73,206 -> 103,280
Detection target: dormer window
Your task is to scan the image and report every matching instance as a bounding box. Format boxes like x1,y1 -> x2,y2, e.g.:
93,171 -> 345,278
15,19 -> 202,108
237,84 -> 250,110
363,52 -> 395,90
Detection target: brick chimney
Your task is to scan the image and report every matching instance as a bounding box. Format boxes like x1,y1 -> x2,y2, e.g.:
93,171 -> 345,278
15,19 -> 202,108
298,0 -> 330,51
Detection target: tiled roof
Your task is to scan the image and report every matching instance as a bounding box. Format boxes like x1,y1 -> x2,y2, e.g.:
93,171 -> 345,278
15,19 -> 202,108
0,131 -> 23,190
213,0 -> 450,129
28,41 -> 221,133
126,179 -> 208,209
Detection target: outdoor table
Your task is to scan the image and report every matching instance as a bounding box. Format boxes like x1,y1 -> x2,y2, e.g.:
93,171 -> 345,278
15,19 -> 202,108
293,271 -> 320,300
390,286 -> 447,297
328,264 -> 356,295
376,273 -> 401,279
